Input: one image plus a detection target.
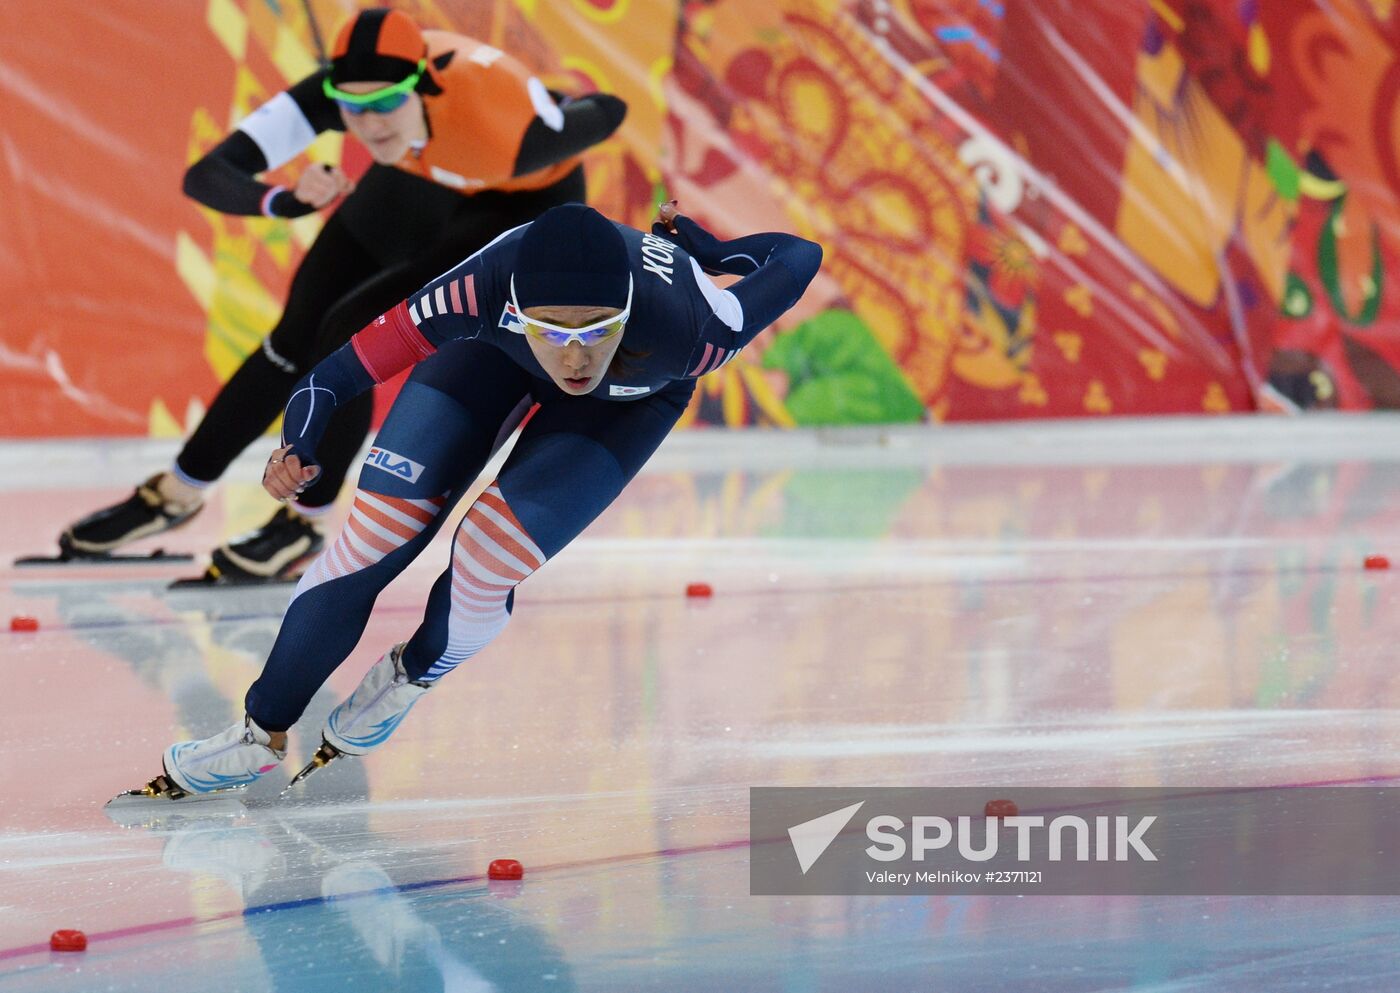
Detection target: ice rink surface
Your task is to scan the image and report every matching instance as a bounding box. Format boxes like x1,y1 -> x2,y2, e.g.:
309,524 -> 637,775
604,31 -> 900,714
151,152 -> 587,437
2,415 -> 1400,992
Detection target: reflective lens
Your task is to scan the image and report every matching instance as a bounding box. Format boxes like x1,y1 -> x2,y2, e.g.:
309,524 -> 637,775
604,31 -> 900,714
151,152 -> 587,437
322,63 -> 424,115
508,275 -> 633,348
336,90 -> 411,116
525,319 -> 626,347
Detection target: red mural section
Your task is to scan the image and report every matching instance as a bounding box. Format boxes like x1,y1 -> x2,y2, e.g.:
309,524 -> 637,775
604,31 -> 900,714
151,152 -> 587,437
4,0 -> 1400,436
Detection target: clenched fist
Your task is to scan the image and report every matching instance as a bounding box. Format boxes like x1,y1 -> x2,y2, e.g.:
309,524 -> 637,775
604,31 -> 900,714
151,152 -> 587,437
655,198 -> 680,234
263,444 -> 320,501
293,163 -> 356,210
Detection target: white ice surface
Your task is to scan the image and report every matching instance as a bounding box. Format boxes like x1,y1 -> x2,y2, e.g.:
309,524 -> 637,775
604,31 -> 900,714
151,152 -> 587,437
2,415 -> 1400,991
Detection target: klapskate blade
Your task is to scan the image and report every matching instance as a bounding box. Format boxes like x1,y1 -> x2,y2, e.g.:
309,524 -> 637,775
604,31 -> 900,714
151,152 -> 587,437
280,744 -> 344,795
16,550 -> 194,567
105,789 -> 247,806
104,790 -> 246,829
280,760 -> 326,795
166,573 -> 299,591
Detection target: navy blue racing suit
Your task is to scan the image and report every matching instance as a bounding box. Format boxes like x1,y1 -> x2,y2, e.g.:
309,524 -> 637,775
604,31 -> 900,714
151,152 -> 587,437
245,215 -> 822,730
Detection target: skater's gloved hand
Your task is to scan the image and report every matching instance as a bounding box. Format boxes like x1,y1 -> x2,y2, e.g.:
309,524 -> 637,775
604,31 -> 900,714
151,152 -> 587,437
293,163 -> 355,210
263,444 -> 320,502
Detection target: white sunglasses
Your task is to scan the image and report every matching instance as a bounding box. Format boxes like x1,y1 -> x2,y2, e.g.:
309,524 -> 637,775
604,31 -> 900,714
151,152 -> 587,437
508,274 -> 632,346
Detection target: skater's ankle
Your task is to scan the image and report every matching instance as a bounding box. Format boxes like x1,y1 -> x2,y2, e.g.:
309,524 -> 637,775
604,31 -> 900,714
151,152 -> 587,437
268,731 -> 288,751
154,473 -> 203,510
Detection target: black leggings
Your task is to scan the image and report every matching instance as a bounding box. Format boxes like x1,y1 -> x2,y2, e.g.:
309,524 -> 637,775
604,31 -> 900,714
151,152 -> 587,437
175,164 -> 586,508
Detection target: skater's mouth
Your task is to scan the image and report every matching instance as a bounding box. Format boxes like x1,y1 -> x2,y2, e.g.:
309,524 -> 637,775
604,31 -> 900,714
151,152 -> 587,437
563,376 -> 592,390
364,135 -> 403,155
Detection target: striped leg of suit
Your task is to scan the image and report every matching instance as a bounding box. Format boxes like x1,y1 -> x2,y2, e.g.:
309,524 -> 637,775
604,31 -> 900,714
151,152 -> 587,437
294,490 -> 447,597
242,340 -> 541,733
396,380 -> 696,686
243,487 -> 454,731
418,483 -> 544,682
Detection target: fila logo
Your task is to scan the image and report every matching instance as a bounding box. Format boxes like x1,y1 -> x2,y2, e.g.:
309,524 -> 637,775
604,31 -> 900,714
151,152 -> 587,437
609,385 -> 651,396
498,301 -> 526,334
365,447 -> 425,483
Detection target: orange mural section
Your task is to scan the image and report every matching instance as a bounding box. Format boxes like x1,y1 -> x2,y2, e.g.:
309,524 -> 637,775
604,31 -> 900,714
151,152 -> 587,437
4,0 -> 1400,436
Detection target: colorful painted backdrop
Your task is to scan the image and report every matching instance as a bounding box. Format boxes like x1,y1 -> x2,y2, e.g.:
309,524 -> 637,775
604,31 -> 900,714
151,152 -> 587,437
4,0 -> 1400,436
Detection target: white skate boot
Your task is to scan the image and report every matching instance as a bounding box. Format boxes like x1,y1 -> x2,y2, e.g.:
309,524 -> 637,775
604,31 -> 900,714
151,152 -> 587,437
162,716 -> 287,795
108,716 -> 286,807
284,644 -> 431,791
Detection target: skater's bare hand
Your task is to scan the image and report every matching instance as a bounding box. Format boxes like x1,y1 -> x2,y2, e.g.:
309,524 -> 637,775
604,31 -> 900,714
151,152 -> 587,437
293,163 -> 355,209
655,198 -> 681,234
263,445 -> 318,501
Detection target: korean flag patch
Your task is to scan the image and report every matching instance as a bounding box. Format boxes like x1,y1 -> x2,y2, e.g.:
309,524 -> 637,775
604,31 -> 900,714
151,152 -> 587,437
499,301 -> 526,334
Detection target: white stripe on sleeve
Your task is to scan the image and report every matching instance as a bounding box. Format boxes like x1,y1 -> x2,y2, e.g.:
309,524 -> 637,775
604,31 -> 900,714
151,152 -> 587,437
526,77 -> 566,133
689,257 -> 744,332
236,92 -> 318,171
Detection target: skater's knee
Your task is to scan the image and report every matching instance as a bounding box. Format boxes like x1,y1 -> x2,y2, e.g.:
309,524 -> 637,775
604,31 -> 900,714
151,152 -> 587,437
392,488 -> 534,684
311,299 -> 368,360
294,488 -> 447,598
454,483 -> 546,592
262,327 -> 313,374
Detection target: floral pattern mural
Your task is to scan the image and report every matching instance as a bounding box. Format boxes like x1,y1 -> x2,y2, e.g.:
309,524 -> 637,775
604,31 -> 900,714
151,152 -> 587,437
5,0 -> 1400,434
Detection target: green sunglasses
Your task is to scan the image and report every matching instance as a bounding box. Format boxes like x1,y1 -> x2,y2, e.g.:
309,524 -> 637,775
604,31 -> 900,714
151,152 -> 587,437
322,60 -> 425,115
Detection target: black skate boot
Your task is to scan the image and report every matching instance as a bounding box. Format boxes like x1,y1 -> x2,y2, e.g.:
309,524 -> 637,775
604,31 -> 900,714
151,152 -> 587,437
170,506 -> 324,588
55,474 -> 204,560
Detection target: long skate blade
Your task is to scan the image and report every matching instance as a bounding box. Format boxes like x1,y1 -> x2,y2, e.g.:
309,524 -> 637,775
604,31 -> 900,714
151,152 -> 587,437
105,789 -> 246,811
105,773 -> 244,809
280,761 -> 324,793
105,784 -> 247,806
104,790 -> 246,810
281,741 -> 345,795
104,791 -> 246,829
16,549 -> 194,567
167,568 -> 301,591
